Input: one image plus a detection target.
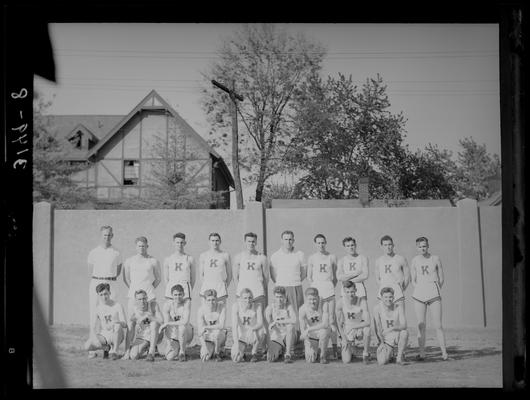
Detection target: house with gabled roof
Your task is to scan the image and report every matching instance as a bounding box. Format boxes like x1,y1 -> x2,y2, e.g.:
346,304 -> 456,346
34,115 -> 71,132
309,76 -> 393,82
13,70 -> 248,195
40,90 -> 234,208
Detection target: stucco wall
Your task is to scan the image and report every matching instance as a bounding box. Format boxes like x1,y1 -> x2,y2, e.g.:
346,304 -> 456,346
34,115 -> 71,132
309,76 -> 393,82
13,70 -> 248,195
34,201 -> 502,330
266,206 -> 464,328
49,209 -> 246,325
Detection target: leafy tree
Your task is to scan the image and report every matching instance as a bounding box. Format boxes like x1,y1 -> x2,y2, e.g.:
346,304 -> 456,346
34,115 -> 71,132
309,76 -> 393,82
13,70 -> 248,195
201,23 -> 326,202
396,148 -> 457,201
288,73 -> 410,199
453,137 -> 501,201
33,91 -> 95,209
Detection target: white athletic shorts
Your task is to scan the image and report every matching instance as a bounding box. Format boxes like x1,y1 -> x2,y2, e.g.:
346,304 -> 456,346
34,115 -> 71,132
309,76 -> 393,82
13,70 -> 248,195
341,282 -> 367,298
134,323 -> 152,343
377,282 -> 404,302
165,281 -> 192,299
200,281 -> 228,300
270,324 -> 291,344
383,331 -> 400,347
202,328 -> 226,342
344,326 -> 365,342
237,326 -> 260,346
99,328 -> 114,345
412,282 -> 441,305
165,323 -> 194,342
311,280 -> 335,301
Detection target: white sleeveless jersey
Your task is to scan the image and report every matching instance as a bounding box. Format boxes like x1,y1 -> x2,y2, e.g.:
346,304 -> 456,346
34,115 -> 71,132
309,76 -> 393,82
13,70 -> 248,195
201,251 -> 228,283
134,308 -> 155,339
202,304 -> 222,327
301,304 -> 324,328
236,252 -> 266,295
238,304 -> 258,327
378,255 -> 404,286
310,253 -> 334,283
380,306 -> 400,330
97,302 -> 122,331
165,253 -> 193,283
342,300 -> 364,328
271,305 -> 292,328
167,300 -> 186,322
126,255 -> 158,298
412,255 -> 439,284
340,254 -> 367,282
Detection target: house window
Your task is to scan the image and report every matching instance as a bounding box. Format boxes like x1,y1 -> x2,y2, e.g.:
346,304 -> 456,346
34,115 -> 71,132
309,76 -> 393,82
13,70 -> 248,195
123,160 -> 139,185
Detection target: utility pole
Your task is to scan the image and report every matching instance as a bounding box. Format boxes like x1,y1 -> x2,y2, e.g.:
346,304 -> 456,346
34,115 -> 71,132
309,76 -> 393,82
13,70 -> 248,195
212,79 -> 244,209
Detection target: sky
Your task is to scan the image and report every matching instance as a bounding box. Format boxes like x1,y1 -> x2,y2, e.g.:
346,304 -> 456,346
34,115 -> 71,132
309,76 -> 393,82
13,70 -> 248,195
34,23 -> 500,199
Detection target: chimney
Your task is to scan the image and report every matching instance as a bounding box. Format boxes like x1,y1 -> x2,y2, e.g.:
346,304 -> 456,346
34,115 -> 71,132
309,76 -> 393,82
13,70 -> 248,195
359,176 -> 370,207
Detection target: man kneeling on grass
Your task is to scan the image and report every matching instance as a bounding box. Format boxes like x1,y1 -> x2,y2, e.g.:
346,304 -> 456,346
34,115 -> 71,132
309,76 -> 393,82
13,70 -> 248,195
231,288 -> 266,363
265,286 -> 297,363
299,287 -> 331,364
84,283 -> 127,360
372,286 -> 409,365
159,284 -> 193,361
122,289 -> 164,361
197,289 -> 227,362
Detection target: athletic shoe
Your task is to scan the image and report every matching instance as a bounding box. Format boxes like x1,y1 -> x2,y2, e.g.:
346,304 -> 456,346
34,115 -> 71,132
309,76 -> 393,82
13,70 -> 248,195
121,352 -> 131,361
110,352 -> 119,361
320,357 -> 329,364
178,353 -> 187,362
213,353 -> 223,362
250,354 -> 258,363
442,353 -> 449,361
88,351 -> 97,359
362,355 -> 370,365
103,348 -> 110,359
284,354 -> 293,364
145,353 -> 155,362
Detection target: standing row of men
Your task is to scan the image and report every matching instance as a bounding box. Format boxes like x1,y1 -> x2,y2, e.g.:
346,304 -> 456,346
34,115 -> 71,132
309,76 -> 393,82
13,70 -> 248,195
85,226 -> 448,363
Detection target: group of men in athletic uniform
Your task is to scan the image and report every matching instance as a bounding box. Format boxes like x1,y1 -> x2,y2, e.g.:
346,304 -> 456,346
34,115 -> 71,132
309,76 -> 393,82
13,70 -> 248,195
85,226 -> 449,364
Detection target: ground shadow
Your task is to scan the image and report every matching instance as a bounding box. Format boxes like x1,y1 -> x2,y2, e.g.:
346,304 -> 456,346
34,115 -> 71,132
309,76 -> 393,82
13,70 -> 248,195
402,345 -> 501,364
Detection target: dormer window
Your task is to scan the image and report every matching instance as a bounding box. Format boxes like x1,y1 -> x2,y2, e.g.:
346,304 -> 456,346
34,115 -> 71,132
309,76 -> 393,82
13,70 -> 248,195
68,131 -> 83,149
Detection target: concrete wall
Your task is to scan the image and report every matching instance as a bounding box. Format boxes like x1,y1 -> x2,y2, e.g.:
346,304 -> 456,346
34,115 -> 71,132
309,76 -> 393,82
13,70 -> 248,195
33,200 -> 502,329
479,206 -> 503,328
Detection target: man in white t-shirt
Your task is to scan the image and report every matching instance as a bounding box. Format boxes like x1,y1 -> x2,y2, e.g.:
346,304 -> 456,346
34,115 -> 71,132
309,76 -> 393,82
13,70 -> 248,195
123,236 -> 162,317
162,232 -> 195,301
269,230 -> 307,345
87,225 -> 123,358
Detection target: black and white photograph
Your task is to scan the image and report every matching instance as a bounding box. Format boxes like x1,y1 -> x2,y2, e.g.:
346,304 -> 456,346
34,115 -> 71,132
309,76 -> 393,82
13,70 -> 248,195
3,3 -> 525,391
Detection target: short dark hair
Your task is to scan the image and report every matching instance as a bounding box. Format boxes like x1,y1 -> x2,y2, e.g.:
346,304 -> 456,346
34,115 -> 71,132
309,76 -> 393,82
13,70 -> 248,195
380,235 -> 393,245
305,287 -> 319,297
239,288 -> 254,298
204,289 -> 217,298
96,283 -> 110,293
244,232 -> 257,240
342,236 -> 356,246
135,236 -> 148,245
273,286 -> 286,296
416,236 -> 429,245
280,230 -> 294,239
380,286 -> 395,296
313,234 -> 326,243
173,233 -> 186,240
342,280 -> 356,290
171,284 -> 184,294
135,289 -> 147,298
209,232 -> 221,240
100,225 -> 113,232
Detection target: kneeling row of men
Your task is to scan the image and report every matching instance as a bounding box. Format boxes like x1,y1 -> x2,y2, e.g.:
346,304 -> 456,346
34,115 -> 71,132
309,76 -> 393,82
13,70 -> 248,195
85,280 -> 407,365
